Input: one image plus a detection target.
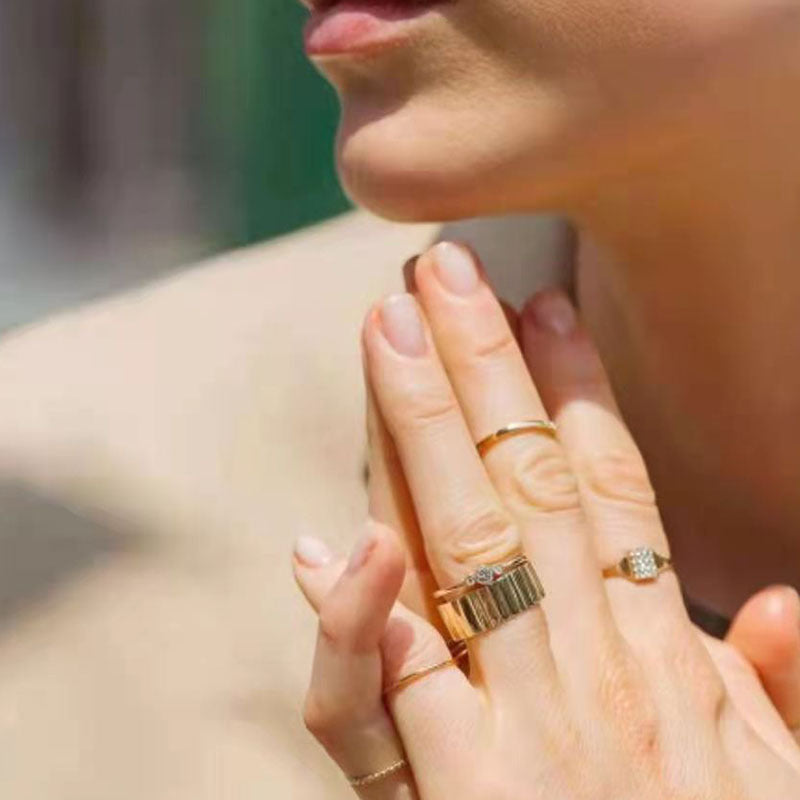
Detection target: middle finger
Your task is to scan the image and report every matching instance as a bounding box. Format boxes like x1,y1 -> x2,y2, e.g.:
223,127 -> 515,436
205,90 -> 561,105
409,243 -> 615,664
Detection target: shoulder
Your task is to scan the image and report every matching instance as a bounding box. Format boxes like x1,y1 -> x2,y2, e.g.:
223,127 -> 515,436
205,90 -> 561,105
0,210 -> 438,493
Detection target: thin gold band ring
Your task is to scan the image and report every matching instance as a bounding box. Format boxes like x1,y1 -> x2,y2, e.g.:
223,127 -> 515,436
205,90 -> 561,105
476,419 -> 557,457
383,642 -> 469,696
348,758 -> 408,787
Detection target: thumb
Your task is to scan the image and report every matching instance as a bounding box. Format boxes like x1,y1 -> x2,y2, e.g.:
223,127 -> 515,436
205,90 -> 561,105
727,585 -> 800,742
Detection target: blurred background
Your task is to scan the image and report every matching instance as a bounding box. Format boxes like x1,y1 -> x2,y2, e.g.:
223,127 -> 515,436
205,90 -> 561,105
0,0 -> 350,331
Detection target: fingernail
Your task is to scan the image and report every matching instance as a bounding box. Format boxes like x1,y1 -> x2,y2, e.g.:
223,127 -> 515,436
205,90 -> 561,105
433,242 -> 480,296
525,289 -> 576,336
403,255 -> 419,292
346,530 -> 377,575
380,294 -> 427,357
294,535 -> 333,568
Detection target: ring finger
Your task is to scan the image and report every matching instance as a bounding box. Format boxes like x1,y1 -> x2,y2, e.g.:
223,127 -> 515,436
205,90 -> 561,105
520,289 -> 690,651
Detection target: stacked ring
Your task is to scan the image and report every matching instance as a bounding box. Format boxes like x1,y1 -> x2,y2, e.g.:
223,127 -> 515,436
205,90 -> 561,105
434,555 -> 545,641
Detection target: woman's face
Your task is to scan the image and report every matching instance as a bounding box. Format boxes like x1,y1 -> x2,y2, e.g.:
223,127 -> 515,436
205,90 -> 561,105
305,0 -> 794,220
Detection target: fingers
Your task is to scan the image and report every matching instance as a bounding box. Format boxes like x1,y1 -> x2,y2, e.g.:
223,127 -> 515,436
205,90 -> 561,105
407,243 -> 613,669
521,289 -> 690,650
294,522 -> 478,792
727,586 -> 800,742
365,376 -> 440,625
362,291 -> 558,694
295,523 -> 412,797
363,294 -> 519,583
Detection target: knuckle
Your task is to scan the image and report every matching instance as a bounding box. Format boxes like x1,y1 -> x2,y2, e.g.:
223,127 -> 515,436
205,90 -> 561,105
508,443 -> 581,514
437,505 -> 519,568
470,328 -> 518,363
663,630 -> 727,717
302,693 -> 343,742
597,646 -> 663,763
580,449 -> 656,509
393,386 -> 461,435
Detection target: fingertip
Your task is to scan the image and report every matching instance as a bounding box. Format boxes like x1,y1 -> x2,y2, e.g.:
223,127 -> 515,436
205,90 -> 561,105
730,585 -> 800,669
522,287 -> 577,337
320,522 -> 407,652
294,535 -> 334,569
359,519 -> 407,596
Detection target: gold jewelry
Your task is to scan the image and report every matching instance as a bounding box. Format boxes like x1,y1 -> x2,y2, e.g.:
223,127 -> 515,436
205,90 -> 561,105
602,547 -> 673,583
383,642 -> 469,696
347,758 -> 408,787
476,419 -> 557,457
435,556 -> 545,641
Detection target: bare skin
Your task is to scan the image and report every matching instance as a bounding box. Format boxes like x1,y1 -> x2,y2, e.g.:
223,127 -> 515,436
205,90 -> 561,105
0,205 -> 796,797
0,10 -> 799,793
0,211 -> 441,799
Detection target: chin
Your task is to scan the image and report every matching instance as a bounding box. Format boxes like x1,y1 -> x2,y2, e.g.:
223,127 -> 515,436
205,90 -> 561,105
333,89 -> 602,222
334,105 -> 490,222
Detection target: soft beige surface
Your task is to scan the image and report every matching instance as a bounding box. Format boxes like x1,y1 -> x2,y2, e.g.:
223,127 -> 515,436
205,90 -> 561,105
0,210 -> 568,798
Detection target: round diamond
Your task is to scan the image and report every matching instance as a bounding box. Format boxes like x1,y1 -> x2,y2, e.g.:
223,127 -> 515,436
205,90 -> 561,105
474,565 -> 497,585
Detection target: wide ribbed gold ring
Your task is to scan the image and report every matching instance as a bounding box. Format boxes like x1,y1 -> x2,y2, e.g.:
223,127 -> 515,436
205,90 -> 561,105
475,419 -> 558,457
435,555 -> 545,641
602,547 -> 673,583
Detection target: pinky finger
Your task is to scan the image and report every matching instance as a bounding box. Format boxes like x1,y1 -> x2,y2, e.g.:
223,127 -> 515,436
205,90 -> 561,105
295,521 -> 419,798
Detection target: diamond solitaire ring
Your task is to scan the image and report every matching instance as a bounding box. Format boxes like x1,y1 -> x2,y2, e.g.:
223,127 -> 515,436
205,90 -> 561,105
602,547 -> 673,583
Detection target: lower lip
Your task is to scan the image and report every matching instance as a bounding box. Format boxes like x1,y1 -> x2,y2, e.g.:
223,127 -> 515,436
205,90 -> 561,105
304,0 -> 441,57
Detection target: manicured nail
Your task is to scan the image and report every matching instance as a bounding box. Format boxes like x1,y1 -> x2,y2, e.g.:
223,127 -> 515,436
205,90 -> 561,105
294,535 -> 333,567
433,242 -> 480,296
525,289 -> 576,336
346,530 -> 377,575
380,294 -> 427,357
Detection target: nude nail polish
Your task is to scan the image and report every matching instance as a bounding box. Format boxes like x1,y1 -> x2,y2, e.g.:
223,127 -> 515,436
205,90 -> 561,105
525,289 -> 576,336
433,242 -> 480,296
294,535 -> 333,567
380,294 -> 427,356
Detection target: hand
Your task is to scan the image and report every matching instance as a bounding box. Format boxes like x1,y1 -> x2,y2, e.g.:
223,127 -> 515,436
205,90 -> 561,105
294,242 -> 800,798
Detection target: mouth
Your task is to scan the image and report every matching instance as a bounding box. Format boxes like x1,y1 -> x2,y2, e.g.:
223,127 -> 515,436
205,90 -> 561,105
303,0 -> 447,58
309,0 -> 433,11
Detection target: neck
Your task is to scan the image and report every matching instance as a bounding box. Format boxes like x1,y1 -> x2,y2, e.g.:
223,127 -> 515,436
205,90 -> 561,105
566,15 -> 800,612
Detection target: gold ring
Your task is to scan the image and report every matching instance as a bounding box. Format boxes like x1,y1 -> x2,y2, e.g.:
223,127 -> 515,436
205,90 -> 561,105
476,419 -> 557,456
347,758 -> 408,787
602,547 -> 673,583
383,642 -> 469,696
435,555 -> 545,641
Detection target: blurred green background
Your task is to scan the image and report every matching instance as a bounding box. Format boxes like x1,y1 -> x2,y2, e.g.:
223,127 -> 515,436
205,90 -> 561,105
209,0 -> 351,244
0,1 -> 352,329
